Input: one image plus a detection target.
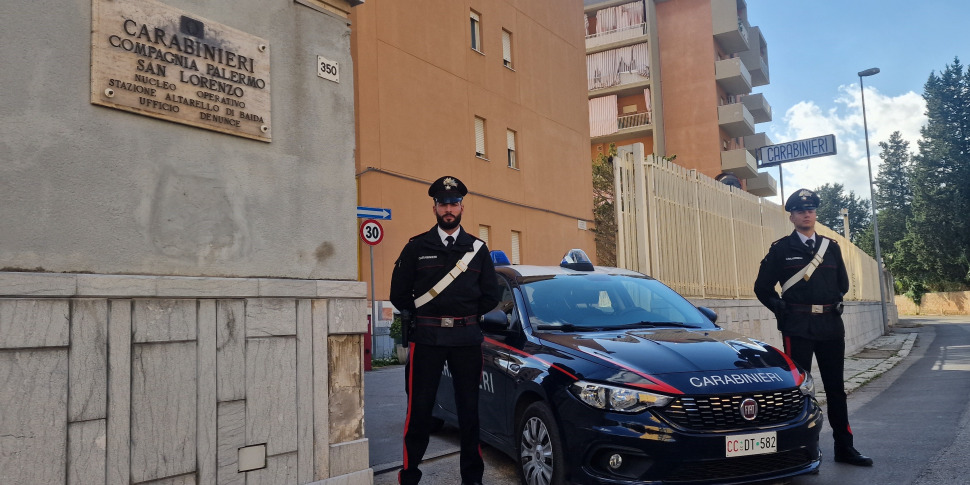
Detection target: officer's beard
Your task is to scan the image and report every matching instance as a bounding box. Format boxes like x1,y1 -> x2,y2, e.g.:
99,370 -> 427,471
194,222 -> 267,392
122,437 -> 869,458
436,212 -> 462,230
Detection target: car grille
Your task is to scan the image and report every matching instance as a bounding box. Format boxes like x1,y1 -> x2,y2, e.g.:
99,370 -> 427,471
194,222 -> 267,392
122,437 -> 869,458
661,389 -> 805,430
664,449 -> 815,482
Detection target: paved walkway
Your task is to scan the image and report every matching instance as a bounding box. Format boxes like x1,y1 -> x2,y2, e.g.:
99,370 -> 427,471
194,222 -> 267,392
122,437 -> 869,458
816,330 -> 918,405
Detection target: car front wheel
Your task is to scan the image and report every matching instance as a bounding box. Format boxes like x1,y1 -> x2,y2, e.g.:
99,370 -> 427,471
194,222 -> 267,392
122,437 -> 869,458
517,401 -> 564,485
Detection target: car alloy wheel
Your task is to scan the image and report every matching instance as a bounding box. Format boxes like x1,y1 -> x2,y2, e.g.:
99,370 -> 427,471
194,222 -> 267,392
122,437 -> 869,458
518,402 -> 564,485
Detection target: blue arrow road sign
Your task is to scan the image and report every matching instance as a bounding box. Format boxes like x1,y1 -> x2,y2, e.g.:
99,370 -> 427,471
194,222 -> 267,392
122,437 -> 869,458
356,206 -> 392,220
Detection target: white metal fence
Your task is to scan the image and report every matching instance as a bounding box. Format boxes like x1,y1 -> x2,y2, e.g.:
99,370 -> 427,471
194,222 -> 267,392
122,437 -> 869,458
613,143 -> 882,302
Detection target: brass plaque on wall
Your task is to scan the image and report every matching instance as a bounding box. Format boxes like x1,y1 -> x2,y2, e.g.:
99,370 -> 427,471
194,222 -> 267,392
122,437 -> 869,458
92,0 -> 272,141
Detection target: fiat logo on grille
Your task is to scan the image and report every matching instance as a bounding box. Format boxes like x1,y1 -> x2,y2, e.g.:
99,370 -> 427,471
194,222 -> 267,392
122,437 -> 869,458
740,398 -> 758,420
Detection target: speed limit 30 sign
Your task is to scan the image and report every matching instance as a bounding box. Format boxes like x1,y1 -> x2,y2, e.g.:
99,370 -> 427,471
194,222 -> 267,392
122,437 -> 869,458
359,219 -> 384,246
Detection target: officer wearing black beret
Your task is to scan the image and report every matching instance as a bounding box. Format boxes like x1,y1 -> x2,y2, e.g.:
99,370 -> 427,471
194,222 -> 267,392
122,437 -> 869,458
390,175 -> 501,485
754,189 -> 873,467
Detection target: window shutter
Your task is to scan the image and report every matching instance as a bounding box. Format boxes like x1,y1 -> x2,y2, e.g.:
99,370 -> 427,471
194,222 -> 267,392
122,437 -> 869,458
502,30 -> 512,67
478,225 -> 490,245
506,129 -> 516,168
511,231 -> 521,264
475,117 -> 486,157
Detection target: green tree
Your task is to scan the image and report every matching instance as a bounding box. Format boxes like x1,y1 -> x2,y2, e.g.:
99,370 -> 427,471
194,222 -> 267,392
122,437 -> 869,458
896,58 -> 970,290
592,144 -> 618,266
872,131 -> 914,274
813,183 -> 870,245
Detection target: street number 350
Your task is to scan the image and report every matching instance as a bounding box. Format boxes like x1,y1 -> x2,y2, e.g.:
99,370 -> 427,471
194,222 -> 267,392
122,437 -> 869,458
317,56 -> 339,83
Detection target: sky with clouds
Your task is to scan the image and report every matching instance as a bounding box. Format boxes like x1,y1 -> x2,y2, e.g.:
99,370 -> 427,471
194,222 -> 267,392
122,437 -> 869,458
745,0 -> 969,206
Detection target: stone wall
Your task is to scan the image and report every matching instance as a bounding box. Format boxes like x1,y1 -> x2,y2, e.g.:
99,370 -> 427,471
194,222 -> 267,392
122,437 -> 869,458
690,298 -> 896,356
896,291 -> 970,315
0,272 -> 371,485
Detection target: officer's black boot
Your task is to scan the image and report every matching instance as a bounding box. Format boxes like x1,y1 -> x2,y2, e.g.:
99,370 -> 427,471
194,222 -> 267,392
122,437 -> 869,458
834,446 -> 873,466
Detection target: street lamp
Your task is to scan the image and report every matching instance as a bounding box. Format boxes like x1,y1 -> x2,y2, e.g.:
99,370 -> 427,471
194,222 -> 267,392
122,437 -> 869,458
858,67 -> 889,335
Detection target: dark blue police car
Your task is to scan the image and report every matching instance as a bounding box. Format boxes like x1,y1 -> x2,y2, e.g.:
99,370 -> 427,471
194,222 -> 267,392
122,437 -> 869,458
433,250 -> 822,485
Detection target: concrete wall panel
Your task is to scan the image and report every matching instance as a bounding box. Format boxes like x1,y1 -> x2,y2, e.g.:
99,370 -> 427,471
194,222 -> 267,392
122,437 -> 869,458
247,298 -> 298,337
0,350 -> 68,485
247,452 -> 298,485
68,419 -> 107,485
131,342 -> 198,483
69,299 -> 108,422
217,300 -> 247,402
328,298 -> 367,335
217,400 -> 247,485
0,299 -> 70,349
246,337 -> 298,456
133,299 -> 198,343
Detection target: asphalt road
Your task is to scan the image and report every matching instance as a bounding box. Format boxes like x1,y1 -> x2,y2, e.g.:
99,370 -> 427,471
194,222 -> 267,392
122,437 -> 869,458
792,316 -> 970,485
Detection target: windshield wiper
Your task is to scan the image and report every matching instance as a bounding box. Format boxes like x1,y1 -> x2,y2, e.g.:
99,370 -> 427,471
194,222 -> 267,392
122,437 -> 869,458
535,323 -> 582,331
601,321 -> 702,330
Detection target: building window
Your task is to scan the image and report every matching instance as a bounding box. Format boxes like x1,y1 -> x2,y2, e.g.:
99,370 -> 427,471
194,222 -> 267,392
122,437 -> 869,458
478,225 -> 490,245
474,116 -> 486,158
470,11 -> 482,52
502,29 -> 513,68
506,129 -> 517,169
511,230 -> 522,264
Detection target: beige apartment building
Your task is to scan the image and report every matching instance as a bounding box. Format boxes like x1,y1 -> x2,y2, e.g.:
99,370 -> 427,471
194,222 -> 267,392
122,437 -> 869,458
585,0 -> 778,196
351,0 -> 597,313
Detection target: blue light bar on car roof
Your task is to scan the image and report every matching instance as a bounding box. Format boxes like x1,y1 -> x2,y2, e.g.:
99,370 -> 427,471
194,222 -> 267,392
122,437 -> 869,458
560,249 -> 594,271
490,250 -> 511,266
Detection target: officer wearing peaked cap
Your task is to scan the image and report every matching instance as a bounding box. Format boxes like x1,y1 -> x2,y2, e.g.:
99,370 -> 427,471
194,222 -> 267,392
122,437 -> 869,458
390,175 -> 500,485
427,175 -> 467,203
785,188 -> 821,212
755,188 -> 873,467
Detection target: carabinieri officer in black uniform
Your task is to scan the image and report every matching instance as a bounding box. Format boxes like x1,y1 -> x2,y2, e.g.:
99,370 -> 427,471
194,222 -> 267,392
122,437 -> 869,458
754,188 -> 873,467
390,175 -> 501,485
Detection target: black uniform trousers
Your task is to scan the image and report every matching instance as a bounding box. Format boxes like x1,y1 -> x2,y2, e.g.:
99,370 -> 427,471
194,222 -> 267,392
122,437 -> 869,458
783,334 -> 854,451
400,342 -> 484,485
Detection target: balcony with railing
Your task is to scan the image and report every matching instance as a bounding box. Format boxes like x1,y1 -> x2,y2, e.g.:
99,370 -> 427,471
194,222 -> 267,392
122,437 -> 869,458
618,111 -> 651,130
739,25 -> 769,86
741,93 -> 771,123
585,1 -> 649,52
587,42 -> 651,97
743,132 -> 772,156
721,147 -> 758,179
586,22 -> 648,51
745,171 -> 777,197
717,102 -> 755,138
589,94 -> 652,144
715,57 -> 752,95
712,0 -> 750,54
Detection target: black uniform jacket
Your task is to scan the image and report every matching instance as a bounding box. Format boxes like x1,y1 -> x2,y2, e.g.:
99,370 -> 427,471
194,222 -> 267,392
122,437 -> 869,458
754,231 -> 850,340
390,225 -> 501,346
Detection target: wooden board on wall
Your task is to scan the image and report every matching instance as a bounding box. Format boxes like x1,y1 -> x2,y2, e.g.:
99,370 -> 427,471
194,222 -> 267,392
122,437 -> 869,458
91,0 -> 272,141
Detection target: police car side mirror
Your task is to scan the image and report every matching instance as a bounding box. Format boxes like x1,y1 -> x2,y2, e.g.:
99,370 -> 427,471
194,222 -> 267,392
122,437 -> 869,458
481,308 -> 511,333
697,306 -> 718,323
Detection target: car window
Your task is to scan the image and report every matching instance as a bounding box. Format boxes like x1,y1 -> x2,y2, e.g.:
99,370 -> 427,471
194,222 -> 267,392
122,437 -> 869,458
495,274 -> 519,326
521,274 -> 714,329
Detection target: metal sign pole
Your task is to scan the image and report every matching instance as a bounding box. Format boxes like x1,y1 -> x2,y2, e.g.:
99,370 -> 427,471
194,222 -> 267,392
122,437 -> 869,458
369,244 -> 377,349
778,166 -> 784,203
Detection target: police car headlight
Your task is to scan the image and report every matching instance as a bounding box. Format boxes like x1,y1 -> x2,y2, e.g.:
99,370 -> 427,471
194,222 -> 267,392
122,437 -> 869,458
569,381 -> 673,413
799,372 -> 816,397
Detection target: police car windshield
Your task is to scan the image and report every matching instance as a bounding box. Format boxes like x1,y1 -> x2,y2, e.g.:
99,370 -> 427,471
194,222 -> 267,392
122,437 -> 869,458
522,274 -> 715,330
